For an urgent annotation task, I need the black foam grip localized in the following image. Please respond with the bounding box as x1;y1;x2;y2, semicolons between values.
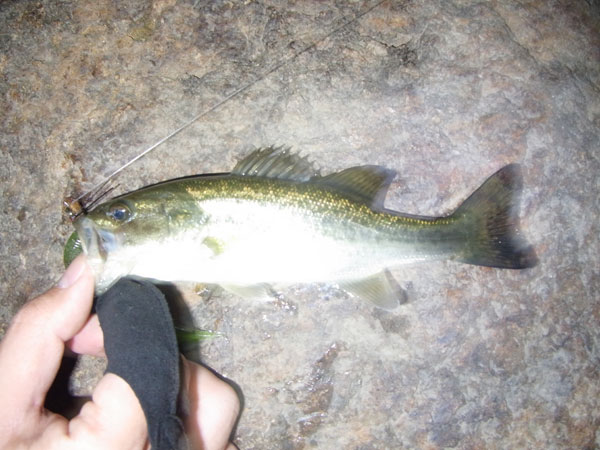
96;278;184;450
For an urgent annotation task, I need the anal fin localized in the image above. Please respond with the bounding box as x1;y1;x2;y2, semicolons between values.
339;270;406;310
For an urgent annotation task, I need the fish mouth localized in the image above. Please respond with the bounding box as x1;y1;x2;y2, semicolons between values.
74;217;118;264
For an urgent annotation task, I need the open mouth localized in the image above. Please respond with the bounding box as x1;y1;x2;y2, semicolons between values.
75;217;118;263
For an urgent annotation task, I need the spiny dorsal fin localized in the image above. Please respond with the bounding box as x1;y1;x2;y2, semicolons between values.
317;165;396;209
232;146;320;182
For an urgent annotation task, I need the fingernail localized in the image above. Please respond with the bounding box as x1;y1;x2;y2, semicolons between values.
58;255;86;288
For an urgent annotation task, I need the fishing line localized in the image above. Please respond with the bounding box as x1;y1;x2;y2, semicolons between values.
72;0;387;207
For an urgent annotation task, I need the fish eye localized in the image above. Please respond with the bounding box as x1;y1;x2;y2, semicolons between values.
107;203;132;223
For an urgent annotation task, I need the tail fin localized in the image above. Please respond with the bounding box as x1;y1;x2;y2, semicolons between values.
451;164;537;269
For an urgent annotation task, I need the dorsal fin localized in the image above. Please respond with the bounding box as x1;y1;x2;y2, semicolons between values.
316;165;396;209
232;146;320;182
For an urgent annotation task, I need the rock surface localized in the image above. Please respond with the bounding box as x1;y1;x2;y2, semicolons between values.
1;0;599;448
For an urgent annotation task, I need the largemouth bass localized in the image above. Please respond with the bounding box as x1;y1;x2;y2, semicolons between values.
65;147;537;309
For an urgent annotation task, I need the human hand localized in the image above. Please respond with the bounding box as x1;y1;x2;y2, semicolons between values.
0;255;239;449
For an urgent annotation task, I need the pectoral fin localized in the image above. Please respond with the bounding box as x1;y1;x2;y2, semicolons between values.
221;283;273;301
202;236;226;257
340;270;406;310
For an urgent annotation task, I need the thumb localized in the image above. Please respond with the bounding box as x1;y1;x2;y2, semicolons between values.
0;255;94;415
67;373;149;449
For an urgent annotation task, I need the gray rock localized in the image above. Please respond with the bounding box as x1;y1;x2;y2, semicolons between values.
1;0;598;448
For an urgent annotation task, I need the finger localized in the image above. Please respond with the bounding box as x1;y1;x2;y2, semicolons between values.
183;359;240;450
67;314;106;357
0;255;94;417
67;373;148;449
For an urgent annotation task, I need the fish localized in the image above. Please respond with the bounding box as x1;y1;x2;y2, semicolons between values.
64;146;537;309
